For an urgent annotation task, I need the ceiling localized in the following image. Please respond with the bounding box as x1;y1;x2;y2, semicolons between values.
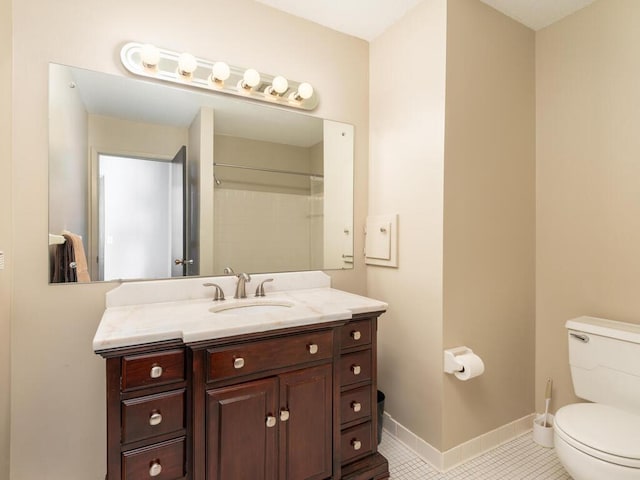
254;0;597;40
479;0;596;30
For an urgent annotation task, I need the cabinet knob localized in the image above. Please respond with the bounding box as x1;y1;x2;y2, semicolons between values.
233;357;245;369
351;439;362;451
307;343;319;355
149;461;162;477
266;415;277;428
280;409;290;422
149;412;163;426
351;364;361;375
351;330;361;341
351;401;362;412
149;365;163;379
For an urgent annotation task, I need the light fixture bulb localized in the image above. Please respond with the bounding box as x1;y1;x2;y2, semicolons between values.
241;68;261;89
272;76;288;94
140;44;160;69
289;82;314;102
211;62;231;82
177;53;197;77
297;82;314;100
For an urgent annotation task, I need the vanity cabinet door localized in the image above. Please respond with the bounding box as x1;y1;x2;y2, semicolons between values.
206;377;278;480
205;364;332;480
279;364;333;480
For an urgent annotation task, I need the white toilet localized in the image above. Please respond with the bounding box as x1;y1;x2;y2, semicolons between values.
554;316;640;480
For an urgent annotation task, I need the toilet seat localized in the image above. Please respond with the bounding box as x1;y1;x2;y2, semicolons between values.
554;403;640;468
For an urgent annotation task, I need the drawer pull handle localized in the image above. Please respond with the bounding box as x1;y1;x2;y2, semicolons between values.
266;415;277;428
351;330;361;341
351;364;361;375
149;412;163;426
351;401;362;412
351;439;362;451
149;365;163;379
149;461;162;477
280;409;290;422
234;357;245;369
308;344;319;355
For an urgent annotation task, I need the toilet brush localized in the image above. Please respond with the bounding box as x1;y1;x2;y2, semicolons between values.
543;378;553;427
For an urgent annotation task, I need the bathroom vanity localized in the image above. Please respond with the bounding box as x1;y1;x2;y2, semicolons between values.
93;272;389;480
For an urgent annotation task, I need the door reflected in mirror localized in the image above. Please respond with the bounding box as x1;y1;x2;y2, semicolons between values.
48;63;354;283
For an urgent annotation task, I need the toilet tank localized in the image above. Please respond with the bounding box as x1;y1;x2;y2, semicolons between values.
566;316;640;414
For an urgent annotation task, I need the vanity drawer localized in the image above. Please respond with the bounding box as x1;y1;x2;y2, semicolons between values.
122;437;185;480
340;319;372;350
207;330;333;382
340;385;372;425
122;349;185;391
341;422;373;464
122;389;185;444
340;349;372;387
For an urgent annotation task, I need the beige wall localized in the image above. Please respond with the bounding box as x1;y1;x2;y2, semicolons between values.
88;115;188;157
536;0;640;413
369;0;447;449
0;0;12;476
370;0;535;451
442;0;535;449
214;134;316;193
10;1;368;478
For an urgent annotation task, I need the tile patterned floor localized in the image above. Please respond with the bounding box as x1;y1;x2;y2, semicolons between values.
378;431;572;479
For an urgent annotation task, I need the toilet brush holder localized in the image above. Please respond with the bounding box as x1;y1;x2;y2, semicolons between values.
533;413;555;448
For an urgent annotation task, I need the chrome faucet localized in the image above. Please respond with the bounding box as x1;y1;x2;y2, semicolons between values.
234;273;251;299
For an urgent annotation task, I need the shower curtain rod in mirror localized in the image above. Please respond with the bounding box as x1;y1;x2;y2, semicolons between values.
213;162;324;178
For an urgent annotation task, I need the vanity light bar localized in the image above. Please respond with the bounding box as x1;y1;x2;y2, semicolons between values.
120;42;318;111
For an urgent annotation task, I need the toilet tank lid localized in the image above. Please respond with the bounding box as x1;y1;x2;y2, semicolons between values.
566;316;640;344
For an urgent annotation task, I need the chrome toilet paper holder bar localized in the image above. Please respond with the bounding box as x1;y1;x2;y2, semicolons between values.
443;346;474;373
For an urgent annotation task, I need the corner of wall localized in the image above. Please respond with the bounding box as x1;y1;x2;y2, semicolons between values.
0;0;13;475
368;0;448;450
441;0;536;449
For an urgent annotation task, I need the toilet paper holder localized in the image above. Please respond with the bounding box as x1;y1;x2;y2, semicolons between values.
443;346;475;374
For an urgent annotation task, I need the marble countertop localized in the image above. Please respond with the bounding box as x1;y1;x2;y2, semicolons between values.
93;272;387;352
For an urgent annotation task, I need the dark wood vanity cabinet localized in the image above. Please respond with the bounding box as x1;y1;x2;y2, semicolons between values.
102;343;189;480
98;313;388;480
206;364;332;480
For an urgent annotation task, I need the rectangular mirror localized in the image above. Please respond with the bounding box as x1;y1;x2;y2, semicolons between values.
48;63;354;283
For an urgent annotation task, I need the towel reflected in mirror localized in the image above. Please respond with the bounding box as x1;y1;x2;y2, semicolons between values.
51;231;90;283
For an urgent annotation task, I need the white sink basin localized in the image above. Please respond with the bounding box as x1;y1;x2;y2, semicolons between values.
209;299;295;315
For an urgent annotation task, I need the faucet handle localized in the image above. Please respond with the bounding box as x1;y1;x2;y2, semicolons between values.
203;282;225;301
255;278;274;297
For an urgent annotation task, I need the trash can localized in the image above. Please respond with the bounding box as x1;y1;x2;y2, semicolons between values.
377;390;385;445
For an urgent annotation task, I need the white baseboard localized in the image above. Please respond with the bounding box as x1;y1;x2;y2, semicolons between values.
382;411;536;472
